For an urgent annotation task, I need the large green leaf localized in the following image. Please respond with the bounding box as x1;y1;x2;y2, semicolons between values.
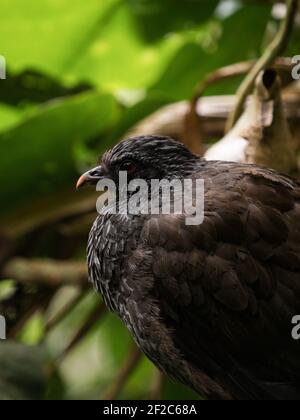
0;104;23;131
0;1;271;100
0;91;120;213
0;0;111;77
127;0;220;41
106;1;273;139
0;0;219;90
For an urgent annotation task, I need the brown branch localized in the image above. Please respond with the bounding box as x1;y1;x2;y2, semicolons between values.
57;302;107;362
148;370;166;400
125;93;300;150
58;213;96;237
103;345;142;400
45;289;88;333
226;0;298;131
0;186;97;240
2;258;88;287
184;58;293;153
191;57;293;104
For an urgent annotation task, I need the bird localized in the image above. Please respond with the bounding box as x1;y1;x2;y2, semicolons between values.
77;135;300;400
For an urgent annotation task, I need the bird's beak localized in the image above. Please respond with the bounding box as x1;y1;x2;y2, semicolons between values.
76;166;104;189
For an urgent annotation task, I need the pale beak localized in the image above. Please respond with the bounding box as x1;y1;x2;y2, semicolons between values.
76;166;104;189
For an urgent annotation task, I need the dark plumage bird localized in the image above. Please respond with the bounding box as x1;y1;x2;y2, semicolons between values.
77;135;300;400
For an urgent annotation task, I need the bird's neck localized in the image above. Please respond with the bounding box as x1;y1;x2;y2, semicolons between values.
88;213;145;312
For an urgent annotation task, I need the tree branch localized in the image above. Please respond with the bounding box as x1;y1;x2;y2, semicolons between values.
191;57;293;103
103;346;142;400
57;302;107;361
45;290;88;333
148;370;166;400
2;258;88;287
226;0;298;131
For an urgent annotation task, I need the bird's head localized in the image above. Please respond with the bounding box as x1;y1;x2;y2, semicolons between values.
77;135;200;189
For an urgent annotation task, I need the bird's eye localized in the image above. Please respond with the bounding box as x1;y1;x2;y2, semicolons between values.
119;161;137;174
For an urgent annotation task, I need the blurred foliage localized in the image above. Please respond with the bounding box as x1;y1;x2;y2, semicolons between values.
0;91;120;211
0;341;48;400
0;0;299;400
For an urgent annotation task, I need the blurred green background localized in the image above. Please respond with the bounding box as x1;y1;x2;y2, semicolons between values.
0;0;299;400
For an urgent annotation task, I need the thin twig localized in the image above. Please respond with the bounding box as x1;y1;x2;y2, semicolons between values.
103;346;142;400
57;302;107;362
185;58;293;152
191;57;292;103
45;289;88;333
226;0;298;131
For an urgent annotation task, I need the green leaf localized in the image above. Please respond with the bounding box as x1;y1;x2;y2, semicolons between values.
0;280;16;301
0;0;112;77
0;0;219;90
152;4;272;100
0;104;23;131
127;0;220;41
0;91;120;213
19;313;45;345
